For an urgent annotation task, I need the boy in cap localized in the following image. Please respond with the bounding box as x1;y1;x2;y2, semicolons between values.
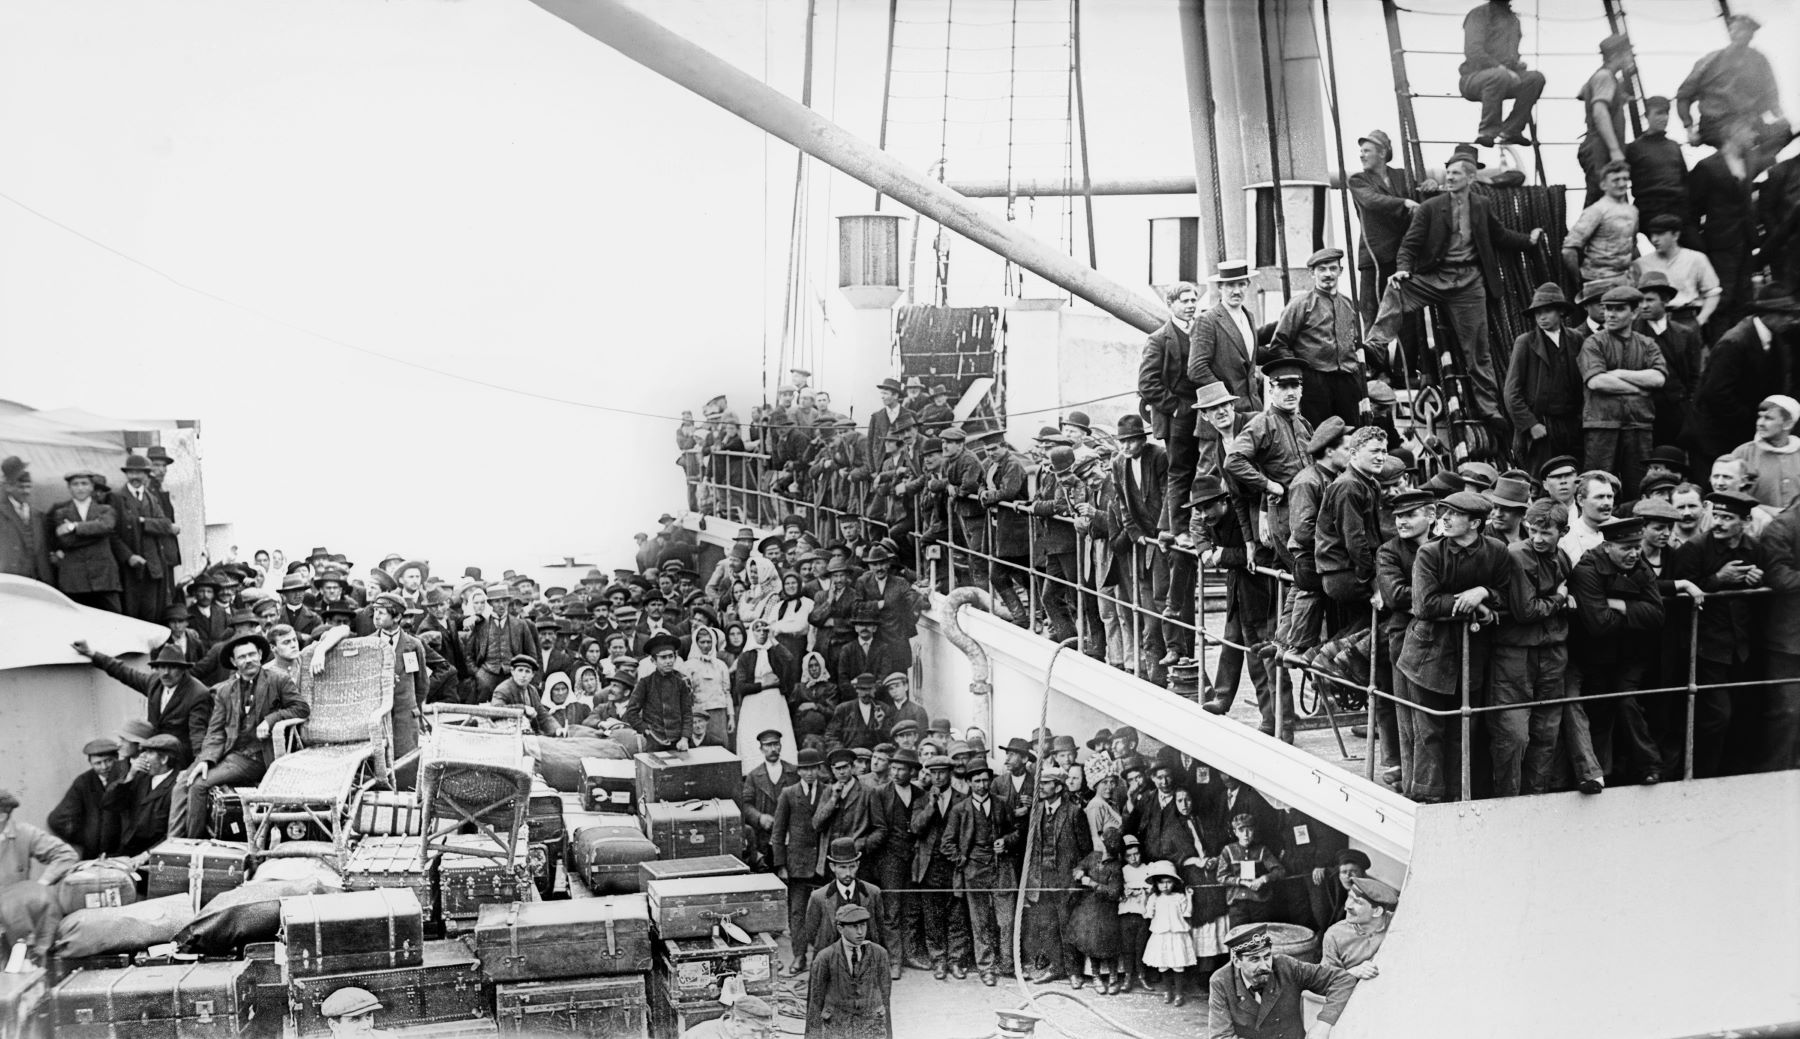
47;737;124;859
1579;285;1668;493
622;633;695;752
1395;492;1515;801
804;902;892;1039
319;987;382;1038
1491;499;1575;796
1567;516;1665;791
1268;248;1367;429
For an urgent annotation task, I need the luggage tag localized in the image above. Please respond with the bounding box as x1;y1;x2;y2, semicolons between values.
403;652;420;674
1293;825;1310;846
1239;860;1257;881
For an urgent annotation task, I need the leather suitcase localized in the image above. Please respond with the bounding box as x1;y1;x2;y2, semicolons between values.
580;758;637;813
340;838;434;924
648;970;725;1039
278;889;425;978
56;861;139;915
633;749;740;803
286;939;490;1038
645;874;785;940
0;967;47;1039
655;932;778;1004
434;832;526;923
349;791;423;837
636;855;748;891
640;800;745;861
208;788;247;844
51;961;255;1039
143;841;251;908
472;897;652;982
569;824;659;896
495;975;647;1037
526;783;565;845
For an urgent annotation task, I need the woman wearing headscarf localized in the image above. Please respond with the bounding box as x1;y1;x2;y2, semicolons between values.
732;618;798;772
737;535;784;622
794;651;836;746
538;672;584;737
763;571;815;661
721;622;748;669
682;626;735;746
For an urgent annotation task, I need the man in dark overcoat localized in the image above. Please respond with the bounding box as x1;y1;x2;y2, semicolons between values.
49;469;124;612
804;903;893;1039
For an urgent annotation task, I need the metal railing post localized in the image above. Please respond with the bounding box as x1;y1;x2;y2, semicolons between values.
1273;565;1286;744
1685;601;1699;781
1129;541;1143;677
1366;598;1379;782
1195;548;1208;692
1459;623;1472;803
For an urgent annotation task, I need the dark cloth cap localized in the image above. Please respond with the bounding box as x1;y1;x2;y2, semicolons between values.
1599;516;1645;541
1306;416;1348;456
1632;498;1681;522
1601;285;1643;306
1388;489;1438;514
1645;213;1683;234
507;654;539;671
1537;455;1579;481
1705;490;1758;517
1306;247;1345;267
1441;490;1493;517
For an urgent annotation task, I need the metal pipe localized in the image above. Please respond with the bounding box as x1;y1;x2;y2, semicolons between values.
1255;0;1292;300
1179;0;1229;265
527;0;1170;334
1070;0;1098;272
874;0;898;211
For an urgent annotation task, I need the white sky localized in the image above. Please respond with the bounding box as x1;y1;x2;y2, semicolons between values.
0;0;1789;577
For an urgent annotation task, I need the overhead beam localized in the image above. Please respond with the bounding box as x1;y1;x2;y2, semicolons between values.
525;0;1169;335
945;176;1198;198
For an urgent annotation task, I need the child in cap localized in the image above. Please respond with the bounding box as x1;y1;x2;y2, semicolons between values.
1141;861;1198;1005
1117;836;1154;993
1216;811;1287;928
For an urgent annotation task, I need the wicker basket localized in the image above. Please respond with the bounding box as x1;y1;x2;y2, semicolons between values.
298;637;393;745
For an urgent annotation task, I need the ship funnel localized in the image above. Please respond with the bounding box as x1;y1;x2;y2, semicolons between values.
938;587;994;697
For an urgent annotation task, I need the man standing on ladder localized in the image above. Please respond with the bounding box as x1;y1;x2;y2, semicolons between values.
1363;145;1546;436
1458;0;1547;149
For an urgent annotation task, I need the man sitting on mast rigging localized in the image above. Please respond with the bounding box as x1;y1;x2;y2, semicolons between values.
1457;0;1546;149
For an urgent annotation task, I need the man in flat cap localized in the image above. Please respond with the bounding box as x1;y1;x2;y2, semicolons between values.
49;468;124;612
47;737;125;859
1580;285;1668;493
1578;33;1638;204
1396;492;1515;802
1669;489;1767;776
1207;923;1355;1038
0;456;52;584
320;987;384;1038
805;901;892;1039
1321;876;1400;979
1677;14;1781;150
1364;145;1544;425
1268;248;1366;429
103;734;182;857
1567;516;1665;792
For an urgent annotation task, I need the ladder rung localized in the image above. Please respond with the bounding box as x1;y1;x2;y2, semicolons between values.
1409;138;1578;147
1408;92;1583;101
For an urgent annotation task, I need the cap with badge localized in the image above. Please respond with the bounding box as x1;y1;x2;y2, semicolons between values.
1705;490;1758;518
1598;516;1645;542
1224;923;1274;956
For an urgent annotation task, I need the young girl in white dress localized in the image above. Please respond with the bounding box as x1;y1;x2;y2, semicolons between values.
1140;861;1198;1006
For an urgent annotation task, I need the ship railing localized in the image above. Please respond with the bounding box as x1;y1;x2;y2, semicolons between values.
700;455;1791;800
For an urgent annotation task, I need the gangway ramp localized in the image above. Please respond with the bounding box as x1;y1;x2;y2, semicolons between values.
1332;770;1800;1039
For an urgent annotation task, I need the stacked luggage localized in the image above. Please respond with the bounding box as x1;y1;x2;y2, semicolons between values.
17;745;790;1039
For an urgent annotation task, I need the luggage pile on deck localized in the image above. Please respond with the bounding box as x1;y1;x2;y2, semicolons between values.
6;745;789;1039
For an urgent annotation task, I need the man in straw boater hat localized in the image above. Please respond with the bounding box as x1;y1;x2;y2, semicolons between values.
180;625;308;838
1503;282;1588;475
1362;142;1547;430
1207;923;1356;1038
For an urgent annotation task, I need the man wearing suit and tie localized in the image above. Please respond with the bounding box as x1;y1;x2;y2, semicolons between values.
368;593;429;790
774;748;831;974
824;673;892;752
1189;260;1265;419
49;469;125;612
0;457;53;584
72;641;210;770
1140;282;1202;537
742;729;799;873
800;838;891;960
102;734;182;856
181;630;309;838
114;454;178;622
805;902;893;1039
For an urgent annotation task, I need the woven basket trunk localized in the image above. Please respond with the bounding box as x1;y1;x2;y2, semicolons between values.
298;636;394;744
